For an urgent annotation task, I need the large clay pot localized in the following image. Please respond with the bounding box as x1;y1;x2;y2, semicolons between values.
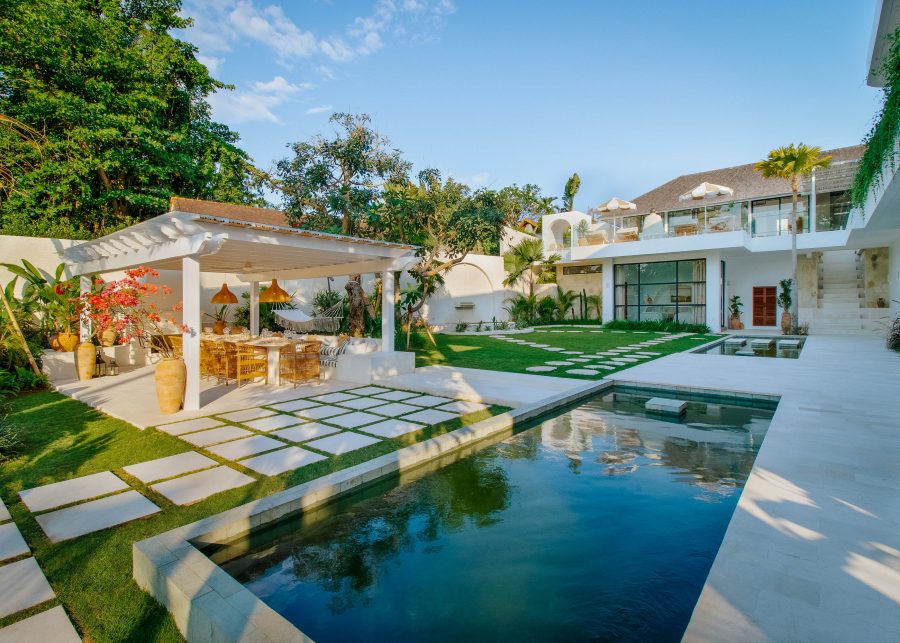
213;320;226;335
57;332;79;352
229;326;244;335
728;315;744;330
75;342;96;380
49;333;61;351
100;328;117;347
781;311;793;334
155;358;186;414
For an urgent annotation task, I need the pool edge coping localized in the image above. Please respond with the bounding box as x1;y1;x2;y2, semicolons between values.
133;379;609;643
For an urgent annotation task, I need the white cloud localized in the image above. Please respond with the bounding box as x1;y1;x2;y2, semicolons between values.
305;105;333;115
209;75;311;124
228;1;319;64
453;171;491;187
252;75;307;95
196;54;225;74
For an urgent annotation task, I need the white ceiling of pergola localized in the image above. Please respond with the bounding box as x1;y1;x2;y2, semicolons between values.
63;212;419;281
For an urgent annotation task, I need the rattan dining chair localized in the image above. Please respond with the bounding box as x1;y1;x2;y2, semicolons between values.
236;343;267;387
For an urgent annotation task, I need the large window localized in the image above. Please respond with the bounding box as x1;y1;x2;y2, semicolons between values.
614;259;706;324
751;196;809;236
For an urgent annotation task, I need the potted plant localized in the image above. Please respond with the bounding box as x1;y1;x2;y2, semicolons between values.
728;295;744;330
777;278;793;334
204;305;228;335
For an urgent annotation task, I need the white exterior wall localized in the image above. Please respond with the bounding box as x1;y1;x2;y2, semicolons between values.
420;253;513;327
725;253;794;330
890;235;900;315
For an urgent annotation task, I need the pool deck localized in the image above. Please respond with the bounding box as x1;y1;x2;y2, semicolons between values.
610;335;900;642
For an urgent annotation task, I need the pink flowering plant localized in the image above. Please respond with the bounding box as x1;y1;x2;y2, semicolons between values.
72;266;188;359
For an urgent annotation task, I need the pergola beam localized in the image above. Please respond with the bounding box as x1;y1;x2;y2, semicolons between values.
237;256;419;282
65;233;225;277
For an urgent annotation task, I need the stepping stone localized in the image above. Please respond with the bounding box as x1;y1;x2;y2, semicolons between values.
568;358;592;363
724;338;746;346
123;452;218;484
151;467;255;506
0;498;9;523
295;405;350;421
156;417;223;436
595;364;617;370
526;366;556;372
0;523;29;562
266;398;320;413
373;390;419;401
561;351;584;355
359;419;426;439
216;408;276;423
403;409;458;425
207;435;284;460
437;400;489;415
271;423;341;442
19;471;128;513
546;360;574;366
633;351;661;356
239;447;326;476
0;606;81;643
35;491;160;543
369;402;420;417
337;397;386;410
347;386;391;396
0;558;55;618
305;432;380;455
645;397;686;416
611;330;626;333
566;369;599;376
735;350;756;356
310;392;357;404
243;414;303;432
778;339;801;348
322;411;382;429
543;347;564;352
615;357;639;363
404;394;454;408
531;344;550;348
751;339;775;348
180;426;253;447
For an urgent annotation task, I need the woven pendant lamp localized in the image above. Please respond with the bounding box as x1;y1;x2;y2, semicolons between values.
210;283;239;304
259;279;291;303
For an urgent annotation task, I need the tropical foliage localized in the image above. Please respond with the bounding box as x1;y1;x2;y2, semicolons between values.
562;172;581;211
502;238;561;297
0;0;268;238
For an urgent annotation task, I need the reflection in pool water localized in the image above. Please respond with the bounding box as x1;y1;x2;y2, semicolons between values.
213;389;773;642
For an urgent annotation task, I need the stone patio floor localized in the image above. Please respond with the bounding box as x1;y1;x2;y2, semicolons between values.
608;334;900;643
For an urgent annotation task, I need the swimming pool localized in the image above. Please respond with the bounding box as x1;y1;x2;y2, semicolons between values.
208;387;774;642
698;335;805;358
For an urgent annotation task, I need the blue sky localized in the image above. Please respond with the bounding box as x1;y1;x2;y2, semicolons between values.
180;0;883;210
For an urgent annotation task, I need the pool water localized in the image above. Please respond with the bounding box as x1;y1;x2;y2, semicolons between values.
212;388;773;642
698;336;804;358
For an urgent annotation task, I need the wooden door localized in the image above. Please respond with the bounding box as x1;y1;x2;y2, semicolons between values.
752;286;776;326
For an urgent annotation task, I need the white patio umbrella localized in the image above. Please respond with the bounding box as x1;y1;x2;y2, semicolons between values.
678;182;734;201
595;197;637;212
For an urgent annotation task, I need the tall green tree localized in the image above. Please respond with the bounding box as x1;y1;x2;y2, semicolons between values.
495;183;556;226
0;0;268;238
276;113;410;236
563;172;581;211
755;144;831;327
502;237;560;297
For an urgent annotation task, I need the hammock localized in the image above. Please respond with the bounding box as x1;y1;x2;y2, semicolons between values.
274;301;344;333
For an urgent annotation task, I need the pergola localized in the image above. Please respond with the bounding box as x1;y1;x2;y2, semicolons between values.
62;199;419;411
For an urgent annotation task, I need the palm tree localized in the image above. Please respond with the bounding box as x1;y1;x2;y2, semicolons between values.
754;144;831;327
502;237;561;297
563;172;581;211
555;287;578;320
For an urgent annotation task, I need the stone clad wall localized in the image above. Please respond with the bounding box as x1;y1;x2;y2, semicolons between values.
860;247;890;308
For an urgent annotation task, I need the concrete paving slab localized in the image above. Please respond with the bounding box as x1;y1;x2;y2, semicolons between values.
265;398;320;413
179;426;252;447
206;435;285;460
0;558;54;618
372;390;419;401
645;397;687;415
238;447;326;476
526;366;556;372
403;409;458;425
347;386;392;396
323;411;382;429
0;498;9;523
368;402;420;417
19;471;128;513
0;606;81;643
294;405;350;421
310;392;357;404
123;452;218;484
0;523;29;562
304;432;380;455
405;394;455;407
35;491;160;543
357;419;425;439
151;467;254;506
437;400;490;415
241;414;303;432
336;396;387;410
546;360;574;366
566;369;599;376
156;416;224;436
216;408;276;423
270;423;341;443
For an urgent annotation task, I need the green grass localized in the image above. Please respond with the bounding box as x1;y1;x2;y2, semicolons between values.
414;328;723;378
0;391;507;641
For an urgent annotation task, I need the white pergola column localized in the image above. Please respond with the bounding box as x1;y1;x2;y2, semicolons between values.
249;281;259;336
601;260;615;323
79;275;91;342
182;257;201;411
381;270;395;352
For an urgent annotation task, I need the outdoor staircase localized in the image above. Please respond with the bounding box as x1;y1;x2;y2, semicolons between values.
809;250;883;335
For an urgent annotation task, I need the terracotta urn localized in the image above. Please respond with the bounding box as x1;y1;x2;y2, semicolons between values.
213;320;226;335
74;342;96;380
781;311;793;334
230;326;244;335
57;332;79;352
100;328;117;347
49;333;61;351
155;358;186;414
728;315;744;330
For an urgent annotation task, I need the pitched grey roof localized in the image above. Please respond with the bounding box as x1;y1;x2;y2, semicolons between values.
604;145;864;218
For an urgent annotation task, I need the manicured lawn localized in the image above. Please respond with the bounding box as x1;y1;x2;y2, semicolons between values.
414;326;722;378
0;390;506;642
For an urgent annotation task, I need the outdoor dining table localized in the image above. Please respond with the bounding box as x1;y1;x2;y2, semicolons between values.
201;334;318;385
